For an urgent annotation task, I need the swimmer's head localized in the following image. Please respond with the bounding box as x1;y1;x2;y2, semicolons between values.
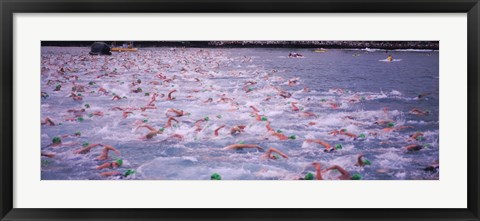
387;122;395;128
52;137;62;145
82;142;89;147
341;129;347;132
335;144;343;150
74;131;81;136
351;173;362;180
115;159;123;167
211;173;222;180
124;169;135;177
261;116;268;121
304;173;314;180
288;135;296;140
204;117;210;121
84;104;90;108
358;134;366;139
145;93;150;96
363;159;371;165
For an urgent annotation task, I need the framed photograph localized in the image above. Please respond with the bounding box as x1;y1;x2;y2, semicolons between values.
1;0;479;220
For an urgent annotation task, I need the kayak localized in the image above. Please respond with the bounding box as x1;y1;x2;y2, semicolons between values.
314;49;327;53
111;47;138;52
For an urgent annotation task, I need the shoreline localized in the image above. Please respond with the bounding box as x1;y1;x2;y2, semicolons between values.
41;41;439;50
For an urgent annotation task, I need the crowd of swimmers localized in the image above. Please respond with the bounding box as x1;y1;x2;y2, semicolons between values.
40;45;438;180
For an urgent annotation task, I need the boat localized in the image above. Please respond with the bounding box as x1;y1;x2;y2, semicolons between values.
314;49;327;53
111;47;138;52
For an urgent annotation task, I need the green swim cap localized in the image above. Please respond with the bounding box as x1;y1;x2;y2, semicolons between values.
88;113;93;118
137;79;142;83
116;159;123;167
137;87;142;92
77;93;82;97
55;85;61;90
124;169;135;177
288;135;296;140
143;119;148;123
416;136;424;141
159;127;165;132
216;115;222;119
363;159;372;165
82;142;89;147
122;96;127;99
88;81;95;85
84;104;90;108
239;141;245;144
361;96;366;101
335;144;343;150
358;134;366;139
341;128;347;132
52;137;61;144
351;173;362;180
211;173;222;180
90;91;95;93
276;129;283;133
320;99;326;102
74;131;81;136
204;117;210;121
144;92;150;96
77;117;84;122
387;122;395;128
261;116;268;121
304;172;314;180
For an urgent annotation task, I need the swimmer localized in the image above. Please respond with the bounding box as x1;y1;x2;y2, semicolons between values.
164;117;179;128
91;111;104;117
140;106;157;111
265;121;274;132
41;152;55;158
291;102;300;111
262;147;289;160
311;162;324;180
382;125;414;132
100;171;123;177
405;144;423;151
325;165;351;180
305;139;333;152
194;119;205;132
96;145;121;160
329;129;357;139
417;93;431;99
222;144;263;151
410;108;429;116
167;89;177;100
96;159;123;170
387;55;393;62
69;92;83;101
270;131;289;141
111;95;122;101
136;123;164;139
408;132;424;141
166;108;188;117
75;143;102;154
355;154;371;167
249;105;260;113
299;111;317;117
231;125;246;135
424;161;439;172
123;111;133;118
214;125;226;136
41;117;55;126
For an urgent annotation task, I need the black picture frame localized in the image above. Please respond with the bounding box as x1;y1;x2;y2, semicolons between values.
1;0;479;220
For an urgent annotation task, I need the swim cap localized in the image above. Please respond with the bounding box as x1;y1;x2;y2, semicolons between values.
88;114;93;118
320;99;326;102
55;85;61;90
387;122;395;127
358;134;366;139
82;142;89;147
351;173;362;180
216;115;222;119
84;104;90;108
211;173;222;180
88;81;95;85
239;141;245;144
74;131;81;136
116;159;123;167
341;129;347;132
122;96;127;99
204;117;210;121
288;135;296;140
363;159;371;165
137;79;142;83
143;119;148;123
159;127;165;132
277;130;283;133
416;136;424;141
52;137;61;144
261;116;268;121
144;93;150;96
137;87;142;92
90;91;95;93
124;169;135;177
304;173;314;180
77;93;82;97
361;96;366;101
77;117;84;122
335;144;343;150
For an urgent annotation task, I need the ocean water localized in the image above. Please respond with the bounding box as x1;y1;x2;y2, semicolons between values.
41;47;439;180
